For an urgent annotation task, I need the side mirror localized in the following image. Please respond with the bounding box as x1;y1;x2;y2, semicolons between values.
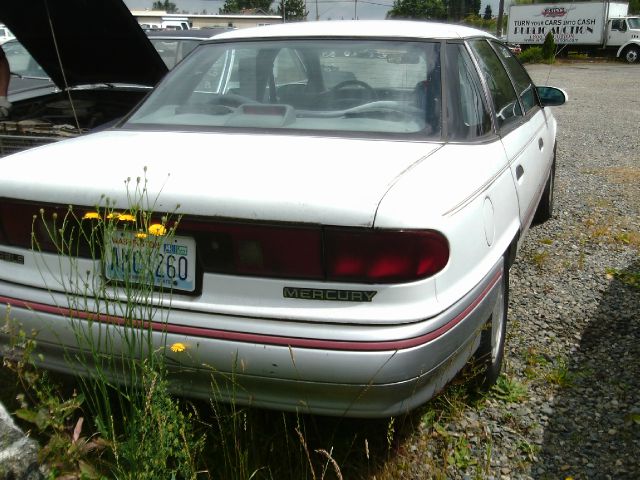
537;86;568;107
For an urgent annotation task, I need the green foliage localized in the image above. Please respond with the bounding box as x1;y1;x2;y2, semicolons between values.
277;0;308;20
152;0;178;13
542;31;556;59
545;357;575;387
491;375;527;403
518;46;544;64
447;437;476;470
463;13;496;33
448;0;481;20
220;0;274;14
114;365;203;480
606;267;640;289
3;325;107;477
483;4;492;20
387;0;447;20
629;0;640;14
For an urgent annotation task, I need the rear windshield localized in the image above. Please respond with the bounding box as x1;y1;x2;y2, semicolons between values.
125;39;442;137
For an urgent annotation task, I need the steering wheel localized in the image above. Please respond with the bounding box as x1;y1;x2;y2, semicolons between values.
330;79;376;99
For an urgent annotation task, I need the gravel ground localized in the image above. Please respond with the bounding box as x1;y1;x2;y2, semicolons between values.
392;63;639;480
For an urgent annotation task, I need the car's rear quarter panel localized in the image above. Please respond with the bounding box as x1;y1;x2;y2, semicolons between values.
375;141;519;311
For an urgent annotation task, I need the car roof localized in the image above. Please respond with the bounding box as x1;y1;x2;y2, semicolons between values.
213;20;495;41
0;0;167;89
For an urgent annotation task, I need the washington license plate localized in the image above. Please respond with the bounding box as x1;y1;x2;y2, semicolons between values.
105;230;196;292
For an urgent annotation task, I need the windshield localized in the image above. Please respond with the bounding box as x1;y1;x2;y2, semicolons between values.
4;40;48;78
628;17;640;29
148;38;202;69
126;39;441;137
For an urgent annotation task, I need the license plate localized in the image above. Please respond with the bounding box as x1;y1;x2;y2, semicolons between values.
104;230;196;292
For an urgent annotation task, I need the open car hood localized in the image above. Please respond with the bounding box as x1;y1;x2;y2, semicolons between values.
0;0;168;88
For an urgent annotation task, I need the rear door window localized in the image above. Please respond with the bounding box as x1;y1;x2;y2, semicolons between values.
444;43;493;140
468;39;523;131
490;41;538;114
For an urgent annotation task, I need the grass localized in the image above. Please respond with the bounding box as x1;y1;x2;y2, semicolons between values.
606;267;640;290
490;375;527;403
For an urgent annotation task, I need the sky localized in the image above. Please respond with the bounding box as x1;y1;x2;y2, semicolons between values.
123;0;504;22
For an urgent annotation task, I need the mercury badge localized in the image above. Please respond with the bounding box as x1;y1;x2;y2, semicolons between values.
283;287;377;302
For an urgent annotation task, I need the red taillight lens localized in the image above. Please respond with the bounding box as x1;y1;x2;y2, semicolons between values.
0;200;449;284
0;201;41;249
179;219;324;280
324;228;449;283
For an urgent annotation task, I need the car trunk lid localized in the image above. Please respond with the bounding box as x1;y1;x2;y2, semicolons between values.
0;130;442;227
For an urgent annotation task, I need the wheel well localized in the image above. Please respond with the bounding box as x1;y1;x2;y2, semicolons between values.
505;234;519;271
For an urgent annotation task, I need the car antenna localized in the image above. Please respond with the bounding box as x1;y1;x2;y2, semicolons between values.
44;0;81;132
545;43;567;85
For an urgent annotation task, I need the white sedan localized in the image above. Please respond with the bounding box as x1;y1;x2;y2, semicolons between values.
0;20;566;418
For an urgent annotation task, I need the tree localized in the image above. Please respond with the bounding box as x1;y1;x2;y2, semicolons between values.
630;0;640;14
387;0;447;20
542;31;556;60
470;0;481;16
483;4;492;20
220;0;274;14
277;0;308;21
152;0;178;13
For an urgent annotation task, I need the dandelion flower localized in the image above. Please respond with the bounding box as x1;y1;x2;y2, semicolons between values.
170;342;186;353
148;223;167;236
82;211;100;220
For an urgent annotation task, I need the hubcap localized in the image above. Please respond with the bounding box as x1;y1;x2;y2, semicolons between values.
626;49;639;63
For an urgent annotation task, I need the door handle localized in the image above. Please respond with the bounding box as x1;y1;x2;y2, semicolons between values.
516;165;524;180
538;138;544;150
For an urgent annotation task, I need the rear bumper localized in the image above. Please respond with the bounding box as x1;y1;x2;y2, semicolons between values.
1;260;503;418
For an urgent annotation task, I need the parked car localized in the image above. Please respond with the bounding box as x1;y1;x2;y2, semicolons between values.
507;43;522;55
4;38;55;96
0;24;14;44
0;20;566;418
146;28;233;69
0;0;167;156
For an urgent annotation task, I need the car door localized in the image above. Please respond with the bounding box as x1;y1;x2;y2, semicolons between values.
607;19;628;47
468;39;553;230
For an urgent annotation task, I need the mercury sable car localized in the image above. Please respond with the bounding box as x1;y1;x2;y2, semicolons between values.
0;21;566;418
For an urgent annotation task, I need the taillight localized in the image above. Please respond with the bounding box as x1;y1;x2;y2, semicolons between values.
0;201;43;249
179;219;324;280
324;228;449;283
0;199;449;284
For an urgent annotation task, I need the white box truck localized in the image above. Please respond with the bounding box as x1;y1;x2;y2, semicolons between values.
506;2;640;63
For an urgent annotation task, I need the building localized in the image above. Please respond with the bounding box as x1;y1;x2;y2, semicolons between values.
130;10;283;30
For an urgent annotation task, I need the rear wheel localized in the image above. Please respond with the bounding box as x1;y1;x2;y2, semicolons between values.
623;45;640;64
471;259;508;390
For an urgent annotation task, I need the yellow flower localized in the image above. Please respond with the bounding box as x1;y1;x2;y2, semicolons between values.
170;342;186;353
118;214;136;222
82;211;100;220
148;223;167;236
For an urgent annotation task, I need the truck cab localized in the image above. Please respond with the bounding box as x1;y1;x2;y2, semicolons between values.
608;16;640;62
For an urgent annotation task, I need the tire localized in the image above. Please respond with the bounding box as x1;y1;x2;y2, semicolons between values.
532;159;556;226
622;45;640;64
471;259;508;390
